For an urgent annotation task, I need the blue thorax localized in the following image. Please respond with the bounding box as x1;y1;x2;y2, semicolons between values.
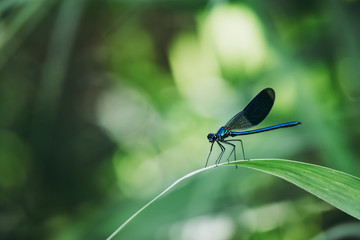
216;127;230;140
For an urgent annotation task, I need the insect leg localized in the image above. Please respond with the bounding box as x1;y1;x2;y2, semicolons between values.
205;142;214;167
222;141;236;162
215;141;226;165
225;139;246;160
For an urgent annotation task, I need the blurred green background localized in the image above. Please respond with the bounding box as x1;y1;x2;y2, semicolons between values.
1;0;360;239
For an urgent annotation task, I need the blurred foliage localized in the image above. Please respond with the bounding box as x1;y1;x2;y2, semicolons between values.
1;0;360;239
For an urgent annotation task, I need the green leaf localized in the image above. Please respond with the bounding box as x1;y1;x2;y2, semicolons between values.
107;159;360;239
226;159;360;219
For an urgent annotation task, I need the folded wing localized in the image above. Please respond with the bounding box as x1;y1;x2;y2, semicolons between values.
225;88;275;130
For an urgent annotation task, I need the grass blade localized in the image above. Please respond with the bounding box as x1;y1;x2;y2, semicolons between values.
107;159;360;239
227;159;360;219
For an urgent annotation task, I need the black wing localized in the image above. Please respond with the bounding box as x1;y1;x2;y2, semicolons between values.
225;88;275;130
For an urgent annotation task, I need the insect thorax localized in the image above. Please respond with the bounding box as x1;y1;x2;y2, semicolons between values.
216;126;230;140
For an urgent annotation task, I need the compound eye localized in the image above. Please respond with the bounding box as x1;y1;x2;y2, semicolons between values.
207;134;215;142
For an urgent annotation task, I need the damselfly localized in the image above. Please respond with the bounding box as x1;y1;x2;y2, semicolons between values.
206;88;301;166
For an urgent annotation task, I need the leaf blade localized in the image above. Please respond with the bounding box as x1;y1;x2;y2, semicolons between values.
227;159;360;219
